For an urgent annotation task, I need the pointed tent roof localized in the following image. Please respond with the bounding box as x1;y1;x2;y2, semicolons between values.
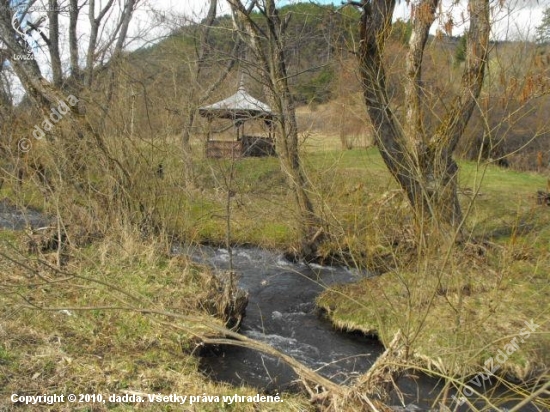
199;86;274;120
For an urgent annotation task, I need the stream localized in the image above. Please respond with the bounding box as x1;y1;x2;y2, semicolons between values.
0;199;50;230
186;246;384;388
185;245;543;412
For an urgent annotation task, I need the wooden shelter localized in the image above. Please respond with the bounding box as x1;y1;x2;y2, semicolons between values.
199;86;276;158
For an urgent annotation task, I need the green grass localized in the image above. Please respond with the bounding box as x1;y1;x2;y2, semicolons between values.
459;161;549;239
7;143;548;258
317;251;549;379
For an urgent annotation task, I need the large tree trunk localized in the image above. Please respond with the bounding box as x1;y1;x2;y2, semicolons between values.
355;0;490;237
263;0;319;253
228;0;322;256
68;0;80;81
48;0;62;87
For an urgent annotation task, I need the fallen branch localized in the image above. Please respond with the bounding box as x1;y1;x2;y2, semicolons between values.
20;304;344;397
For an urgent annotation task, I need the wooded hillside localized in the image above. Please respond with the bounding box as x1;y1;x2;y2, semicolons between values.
53;3;549;171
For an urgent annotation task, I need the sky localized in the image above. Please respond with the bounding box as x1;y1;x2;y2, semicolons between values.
7;0;549;96
16;0;548;60
152;0;548;40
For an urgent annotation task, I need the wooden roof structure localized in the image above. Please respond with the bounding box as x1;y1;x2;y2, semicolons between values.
198;85;276;158
198;86;274;121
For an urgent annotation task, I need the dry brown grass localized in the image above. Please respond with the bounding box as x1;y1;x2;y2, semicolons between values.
296;99;374;152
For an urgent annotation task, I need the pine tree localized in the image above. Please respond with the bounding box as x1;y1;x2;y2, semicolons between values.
535;7;550;44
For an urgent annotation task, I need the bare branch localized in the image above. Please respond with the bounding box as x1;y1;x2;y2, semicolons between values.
48;0;62;87
404;0;440;146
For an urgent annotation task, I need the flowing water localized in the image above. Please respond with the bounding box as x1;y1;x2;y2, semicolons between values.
0;199;50;230
186;245;543;412
184;246;443;409
187;246;383;388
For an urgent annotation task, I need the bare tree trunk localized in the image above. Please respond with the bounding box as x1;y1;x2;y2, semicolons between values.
227;0;321;256
356;0;425;220
181;109;197;186
354;0;490;237
84;0;116;87
68;0;80;80
267;21;318;252
48;0;62;87
113;0;136;57
431;0;490;228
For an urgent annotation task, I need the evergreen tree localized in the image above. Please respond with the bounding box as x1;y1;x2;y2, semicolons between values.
454;35;467;66
535;7;550;44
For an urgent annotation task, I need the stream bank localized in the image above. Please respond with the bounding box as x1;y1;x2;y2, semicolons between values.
185;245;448;410
186;245;545;411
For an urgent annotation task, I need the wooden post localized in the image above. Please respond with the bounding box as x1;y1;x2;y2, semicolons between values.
207;116;212;141
206;116;212;158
